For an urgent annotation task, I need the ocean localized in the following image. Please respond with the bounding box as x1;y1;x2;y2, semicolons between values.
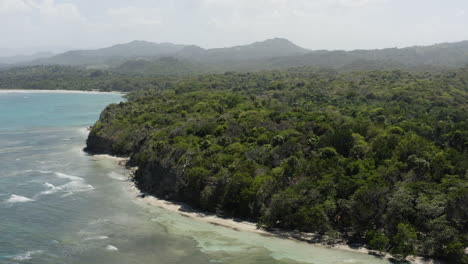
0;91;391;264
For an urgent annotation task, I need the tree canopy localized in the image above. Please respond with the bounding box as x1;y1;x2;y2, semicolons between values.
86;68;468;263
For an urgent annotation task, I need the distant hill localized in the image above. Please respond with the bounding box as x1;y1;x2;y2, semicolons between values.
110;38;311;74
113;57;212;76
265;41;468;69
32;41;189;66
118;39;468;74
9;38;468;74
177;38;310;63
31;38;309;67
0;52;54;65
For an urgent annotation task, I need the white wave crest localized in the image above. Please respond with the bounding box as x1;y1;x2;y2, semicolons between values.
54;172;84;181
54;172;94;193
106;245;119;251
35;182;60;197
34;173;94;198
59;180;94;193
84;235;109;241
12;250;44;260
6;195;34;203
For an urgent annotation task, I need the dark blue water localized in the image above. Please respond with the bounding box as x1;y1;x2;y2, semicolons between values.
0;91;391;264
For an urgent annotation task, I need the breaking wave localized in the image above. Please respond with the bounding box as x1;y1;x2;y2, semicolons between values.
12;250;44;261
6;194;34;203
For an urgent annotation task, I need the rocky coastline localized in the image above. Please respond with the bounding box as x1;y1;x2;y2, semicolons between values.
84;127;444;264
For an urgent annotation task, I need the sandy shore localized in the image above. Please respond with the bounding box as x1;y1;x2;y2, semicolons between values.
140;192;270;235
0;89;124;94
134;187;441;264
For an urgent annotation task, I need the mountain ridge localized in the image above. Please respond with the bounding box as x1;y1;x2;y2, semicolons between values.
3;38;468;74
27;38;309;66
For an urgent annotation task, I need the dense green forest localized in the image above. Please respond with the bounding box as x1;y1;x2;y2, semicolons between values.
85;69;468;262
0;63;456;93
0;65;184;91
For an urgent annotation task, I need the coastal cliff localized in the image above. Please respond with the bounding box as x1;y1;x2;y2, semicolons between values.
85;104;182;201
85;70;468;263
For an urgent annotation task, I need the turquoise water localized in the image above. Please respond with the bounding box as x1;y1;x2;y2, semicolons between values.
0;91;392;264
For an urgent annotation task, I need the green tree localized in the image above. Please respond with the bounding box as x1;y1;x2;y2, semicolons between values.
391;223;418;259
367;230;390;253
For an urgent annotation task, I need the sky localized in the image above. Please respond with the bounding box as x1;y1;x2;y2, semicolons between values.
1;0;467;56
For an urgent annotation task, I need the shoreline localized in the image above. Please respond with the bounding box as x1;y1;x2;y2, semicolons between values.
87;129;444;264
0;89;124;95
135;187;441;264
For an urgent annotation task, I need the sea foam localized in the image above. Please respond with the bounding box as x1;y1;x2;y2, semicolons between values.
106;245;119;251
36;182;60;197
6;194;34;203
84;235;109;241
54;172;94;193
12;250;44;261
35;173;94;198
54;172;84;181
59;180;94;193
108;172;127;181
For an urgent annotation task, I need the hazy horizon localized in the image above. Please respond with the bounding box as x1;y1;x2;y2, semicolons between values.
3;37;468;58
1;0;468;56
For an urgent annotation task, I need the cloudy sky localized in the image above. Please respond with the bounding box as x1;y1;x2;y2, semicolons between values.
1;0;467;55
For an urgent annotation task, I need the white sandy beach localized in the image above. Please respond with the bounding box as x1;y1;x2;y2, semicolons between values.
128;182;440;264
0;89;124;94
140;192;270;235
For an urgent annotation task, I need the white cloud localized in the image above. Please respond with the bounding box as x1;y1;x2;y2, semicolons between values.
0;0;85;21
35;0;86;23
105;6;162;27
456;9;465;17
0;0;89;51
0;1;165;50
1;0;467;54
0;0;32;14
338;0;389;7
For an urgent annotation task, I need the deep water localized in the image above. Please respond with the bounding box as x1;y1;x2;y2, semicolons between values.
0;91;392;264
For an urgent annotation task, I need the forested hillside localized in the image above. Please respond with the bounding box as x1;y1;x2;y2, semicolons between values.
0;65;181;92
3;39;468;75
113;57;211;76
85;69;468;263
30;41;189;66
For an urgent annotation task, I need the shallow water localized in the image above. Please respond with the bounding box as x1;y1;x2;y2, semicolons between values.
0;92;392;264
